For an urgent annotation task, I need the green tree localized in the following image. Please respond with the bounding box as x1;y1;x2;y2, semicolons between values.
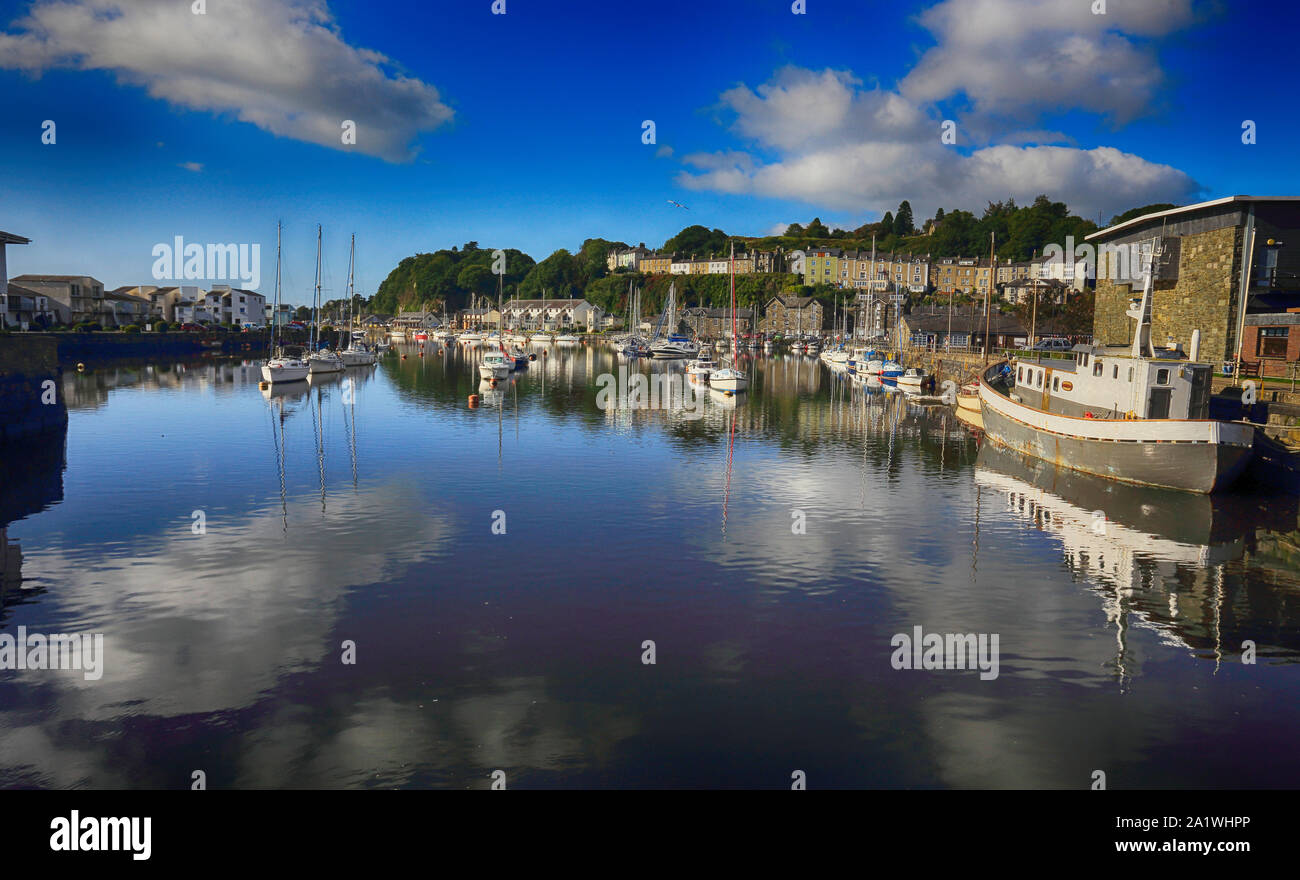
894;201;914;236
663;225;729;257
1108;203;1178;227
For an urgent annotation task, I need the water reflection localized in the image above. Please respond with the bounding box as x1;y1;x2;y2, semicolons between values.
4;351;1300;789
0;426;66;619
976;444;1300;679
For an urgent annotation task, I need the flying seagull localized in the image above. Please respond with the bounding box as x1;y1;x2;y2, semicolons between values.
667;199;689;210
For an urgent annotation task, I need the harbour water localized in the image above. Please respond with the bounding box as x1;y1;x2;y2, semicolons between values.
3;344;1300;788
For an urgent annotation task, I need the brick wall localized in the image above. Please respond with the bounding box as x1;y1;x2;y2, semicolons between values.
1242;322;1300;377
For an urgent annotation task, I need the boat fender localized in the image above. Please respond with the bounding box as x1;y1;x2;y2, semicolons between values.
1084;411;1094;419
490;378;498;388
468;394;480;408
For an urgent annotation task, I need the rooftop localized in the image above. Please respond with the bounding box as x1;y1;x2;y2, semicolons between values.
1087;195;1300;242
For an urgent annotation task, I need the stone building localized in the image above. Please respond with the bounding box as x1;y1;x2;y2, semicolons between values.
1088;196;1300;364
761;295;823;334
680;306;756;337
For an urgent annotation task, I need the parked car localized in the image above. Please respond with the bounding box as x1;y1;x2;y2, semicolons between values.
240;323;263;332
178;322;203;332
1032;337;1072;352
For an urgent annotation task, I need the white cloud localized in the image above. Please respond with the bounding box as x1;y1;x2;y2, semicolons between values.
677;60;1199;222
0;0;452;162
901;0;1197;125
178;161;204;172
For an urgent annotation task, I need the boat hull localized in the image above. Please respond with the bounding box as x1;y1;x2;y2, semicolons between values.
308;355;345;374
261;363;309;383
979;380;1253;493
711;371;748;392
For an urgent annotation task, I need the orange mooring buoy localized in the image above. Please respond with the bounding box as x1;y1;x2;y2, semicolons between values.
418;350;424;357
468;394;480;408
401;354;407;360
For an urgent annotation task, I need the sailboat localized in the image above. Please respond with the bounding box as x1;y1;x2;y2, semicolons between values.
261;222;310;384
710;242;749;393
306;226;344;375
531;292;554;344
649;282;698;358
491;264;528;370
340;234;376;366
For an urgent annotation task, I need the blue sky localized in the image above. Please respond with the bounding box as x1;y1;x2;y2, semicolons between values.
2;0;1297;304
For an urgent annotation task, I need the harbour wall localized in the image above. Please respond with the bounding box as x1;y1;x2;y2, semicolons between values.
0;336;67;443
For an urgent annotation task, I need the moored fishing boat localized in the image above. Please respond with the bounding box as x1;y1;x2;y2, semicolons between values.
977;244;1254;493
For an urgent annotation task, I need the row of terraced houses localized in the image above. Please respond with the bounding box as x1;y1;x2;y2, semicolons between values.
606;242;1089;305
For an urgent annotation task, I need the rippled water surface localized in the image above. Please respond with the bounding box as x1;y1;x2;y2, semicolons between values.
3;343;1300;789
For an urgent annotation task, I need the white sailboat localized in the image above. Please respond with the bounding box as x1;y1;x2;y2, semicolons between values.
531;293;554;344
710;242;749;393
261;222;309;384
306;226;344;375
340;234;377;366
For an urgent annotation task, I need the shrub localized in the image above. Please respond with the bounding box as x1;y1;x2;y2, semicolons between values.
123;324;142;333
154;321;171;332
73;322;98;332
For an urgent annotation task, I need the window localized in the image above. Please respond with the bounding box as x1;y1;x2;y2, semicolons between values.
1017;366;1023;383
1128;367;1133;382
1036;370;1043;389
1156;368;1170;385
1112;365;1118;379
1093;361;1103;377
1052;376;1059;391
1080;353;1089;367
1259;326;1289;359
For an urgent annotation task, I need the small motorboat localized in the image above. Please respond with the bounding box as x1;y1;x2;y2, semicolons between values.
478;351;511;380
897;368;928;391
686;348;717;384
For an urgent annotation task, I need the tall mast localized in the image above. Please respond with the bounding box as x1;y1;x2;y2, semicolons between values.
983;230;994;363
311;224;322;350
346;232;355;340
730;240;737;350
273;221;282;352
